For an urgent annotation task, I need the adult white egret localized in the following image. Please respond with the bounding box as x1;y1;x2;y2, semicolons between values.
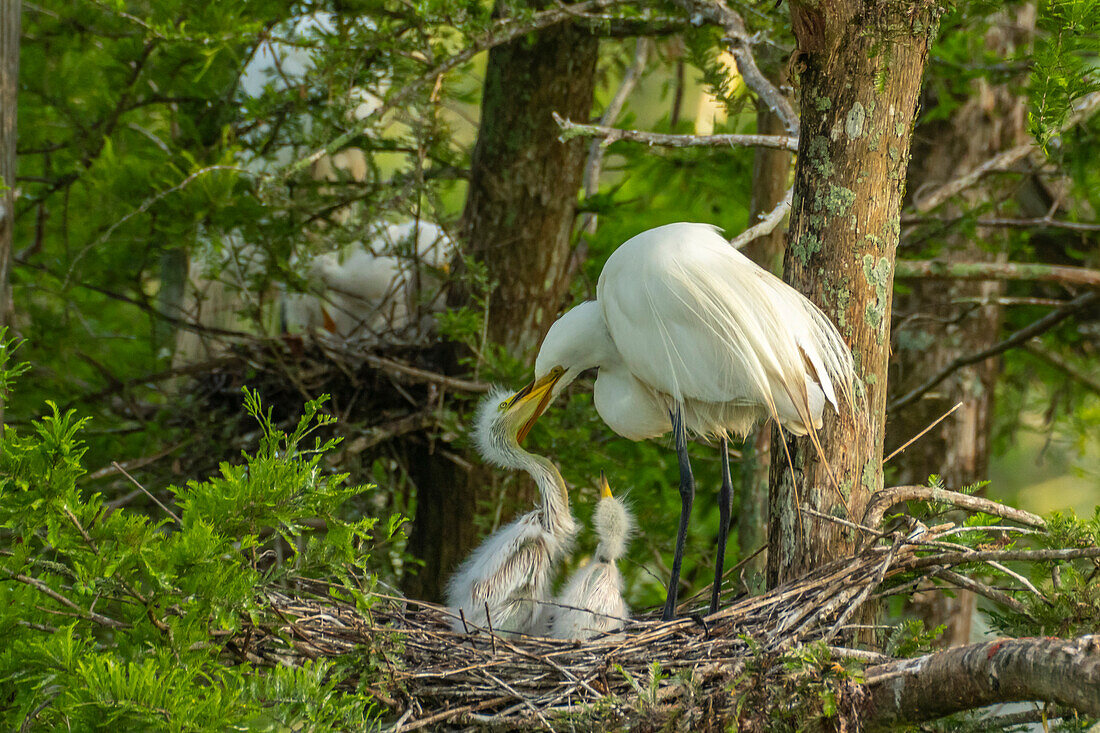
444;383;576;636
521;222;857;620
549;473;633;640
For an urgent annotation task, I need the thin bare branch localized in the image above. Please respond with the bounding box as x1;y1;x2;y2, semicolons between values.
554;113;797;151
667;0;799;136
1024;340;1100;396
888;291;1100;413
582;38;648;207
903;214;1100;233
883;402;962;464
913;90;1100;212
730;186;793;250
864;485;1045;530
112;461;182;524
895;259;1100;289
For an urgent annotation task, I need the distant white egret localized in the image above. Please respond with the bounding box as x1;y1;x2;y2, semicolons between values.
521;222;857;620
445;382;576;636
281;220;454;338
549;473;633;640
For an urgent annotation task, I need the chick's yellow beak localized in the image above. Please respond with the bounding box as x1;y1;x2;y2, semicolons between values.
511;368;565;444
599;471;613;499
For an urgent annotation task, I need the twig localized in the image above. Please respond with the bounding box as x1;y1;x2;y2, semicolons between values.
888;291;1100;412
730;186;793;250
883;402;963;464
554;114;797;151
1024;340;1100;396
903;546;1100;572
864;485;1045;530
580;38;648;235
894;259;1100;289
902;214;1100;233
362;353;490;393
913;90;1100;211
2;570;128;629
111;461;182;524
668;0;798;136
931;568;1031;615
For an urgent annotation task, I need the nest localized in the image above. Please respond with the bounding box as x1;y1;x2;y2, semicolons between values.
231;513;1086;732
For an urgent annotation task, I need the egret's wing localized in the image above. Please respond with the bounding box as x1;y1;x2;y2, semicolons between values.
445;513;549;608
598;223;854;430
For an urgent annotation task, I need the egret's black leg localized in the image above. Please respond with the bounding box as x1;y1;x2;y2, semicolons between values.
710;436;733;615
663;407;695;621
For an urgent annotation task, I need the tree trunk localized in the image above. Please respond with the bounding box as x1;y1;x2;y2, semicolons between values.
888;10;1033;647
0;0;18;429
404;8;598;602
461;12;598;355
767;2;937;588
0;0;18;332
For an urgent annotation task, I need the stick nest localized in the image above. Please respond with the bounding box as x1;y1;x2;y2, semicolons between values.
235;518;1076;732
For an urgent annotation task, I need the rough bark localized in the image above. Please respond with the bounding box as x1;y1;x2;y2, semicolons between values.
866;635;1100;725
461;11;598;355
0;0;18;333
888;13;1033;646
767;2;937;588
406;6;598;602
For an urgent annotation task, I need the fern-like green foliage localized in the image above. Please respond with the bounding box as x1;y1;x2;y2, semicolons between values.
0;360;396;729
1029;0;1100;147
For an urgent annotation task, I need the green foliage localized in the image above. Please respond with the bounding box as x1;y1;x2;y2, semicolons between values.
0;379;395;730
1029;0;1100;147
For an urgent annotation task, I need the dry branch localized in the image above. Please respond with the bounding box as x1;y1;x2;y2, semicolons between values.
554;114;797;151
895;259;1100;289
913;90;1100;212
864;485;1045;530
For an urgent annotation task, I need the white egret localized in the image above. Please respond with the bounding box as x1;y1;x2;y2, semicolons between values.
520;222;857;620
445;383;576;636
549;473;633;640
281;220;455;338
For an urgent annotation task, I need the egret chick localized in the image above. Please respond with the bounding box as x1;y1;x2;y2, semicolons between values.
445;383;576;636
550;473;633;641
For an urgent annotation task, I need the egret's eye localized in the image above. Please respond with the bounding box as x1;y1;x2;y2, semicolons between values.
551;366;565;376
499;401;509;410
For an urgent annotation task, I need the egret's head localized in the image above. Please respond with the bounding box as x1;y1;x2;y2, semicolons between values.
473;376;564;466
593;472;633;561
534;300;614;398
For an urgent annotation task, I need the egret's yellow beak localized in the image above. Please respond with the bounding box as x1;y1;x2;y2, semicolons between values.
509;369;565;444
599;471;613;499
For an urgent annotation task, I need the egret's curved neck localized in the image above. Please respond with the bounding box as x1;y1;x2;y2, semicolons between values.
536;300;622;393
488;435;573;539
595;535;624;563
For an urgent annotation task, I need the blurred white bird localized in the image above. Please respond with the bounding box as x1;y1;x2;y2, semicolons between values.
519;222;858;620
281;220;454;339
549;473;633;641
445;382;576;636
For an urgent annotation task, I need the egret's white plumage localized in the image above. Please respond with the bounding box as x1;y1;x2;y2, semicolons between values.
282;220;455;338
550;475;633;640
525;222;858;619
445;384;576;636
535;222;854;440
